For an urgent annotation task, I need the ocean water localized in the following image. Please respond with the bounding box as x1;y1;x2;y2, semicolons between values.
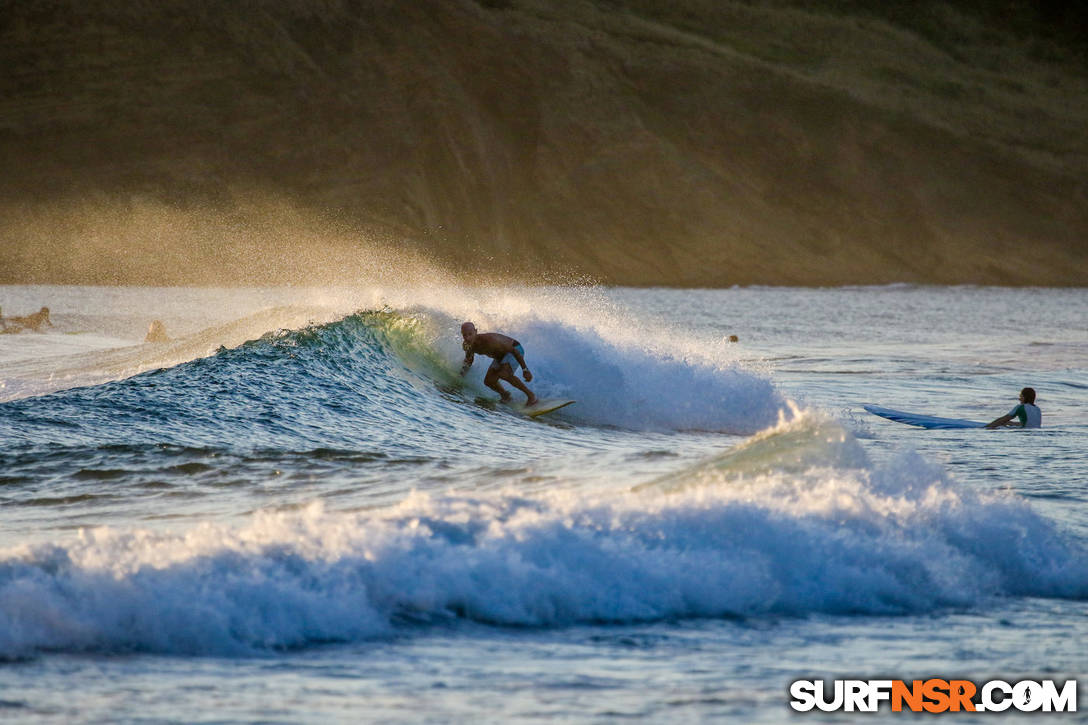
0;283;1085;723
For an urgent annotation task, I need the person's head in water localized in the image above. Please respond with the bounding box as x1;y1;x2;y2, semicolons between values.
461;321;477;350
26;307;51;329
145;319;170;343
1020;387;1036;405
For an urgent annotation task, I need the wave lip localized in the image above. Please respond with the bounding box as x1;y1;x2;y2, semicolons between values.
2;419;1085;657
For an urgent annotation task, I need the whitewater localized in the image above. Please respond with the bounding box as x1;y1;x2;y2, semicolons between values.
0;284;1085;723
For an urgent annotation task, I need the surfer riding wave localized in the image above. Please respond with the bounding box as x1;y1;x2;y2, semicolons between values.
459;321;538;406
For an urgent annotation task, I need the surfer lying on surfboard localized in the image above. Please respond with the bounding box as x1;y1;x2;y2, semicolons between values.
985;387;1041;429
459;322;538;406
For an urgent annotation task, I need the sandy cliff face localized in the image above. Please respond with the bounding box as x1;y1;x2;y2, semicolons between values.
0;0;1085;286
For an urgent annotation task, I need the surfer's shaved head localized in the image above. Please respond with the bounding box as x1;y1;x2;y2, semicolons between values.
460;321;477;351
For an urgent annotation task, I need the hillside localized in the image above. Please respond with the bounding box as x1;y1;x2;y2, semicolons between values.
1;0;1085;286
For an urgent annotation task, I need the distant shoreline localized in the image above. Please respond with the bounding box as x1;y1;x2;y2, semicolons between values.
2;281;1086;291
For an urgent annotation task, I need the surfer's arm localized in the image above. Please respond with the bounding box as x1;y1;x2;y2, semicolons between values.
460;351;474;376
987;403;1026;429
511;345;531;381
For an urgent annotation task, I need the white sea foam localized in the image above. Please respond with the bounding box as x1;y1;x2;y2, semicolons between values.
412;300;786;434
2;417;1084;657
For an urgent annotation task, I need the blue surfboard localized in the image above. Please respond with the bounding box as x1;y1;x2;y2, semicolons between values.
863;404;986;430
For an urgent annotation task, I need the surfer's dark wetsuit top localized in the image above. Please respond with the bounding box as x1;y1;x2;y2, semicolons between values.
1007;402;1042;428
488;342;524;373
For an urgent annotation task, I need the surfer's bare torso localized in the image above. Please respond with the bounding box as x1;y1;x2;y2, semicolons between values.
459;322;537;406
463;332;519;360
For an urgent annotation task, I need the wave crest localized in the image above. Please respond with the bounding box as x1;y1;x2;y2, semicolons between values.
3;427;1085;656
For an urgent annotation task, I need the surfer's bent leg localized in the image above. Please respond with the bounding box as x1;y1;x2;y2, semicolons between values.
498;365;536;406
485;362;512;402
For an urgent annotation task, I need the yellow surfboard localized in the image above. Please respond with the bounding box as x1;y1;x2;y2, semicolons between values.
518;398;576;418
